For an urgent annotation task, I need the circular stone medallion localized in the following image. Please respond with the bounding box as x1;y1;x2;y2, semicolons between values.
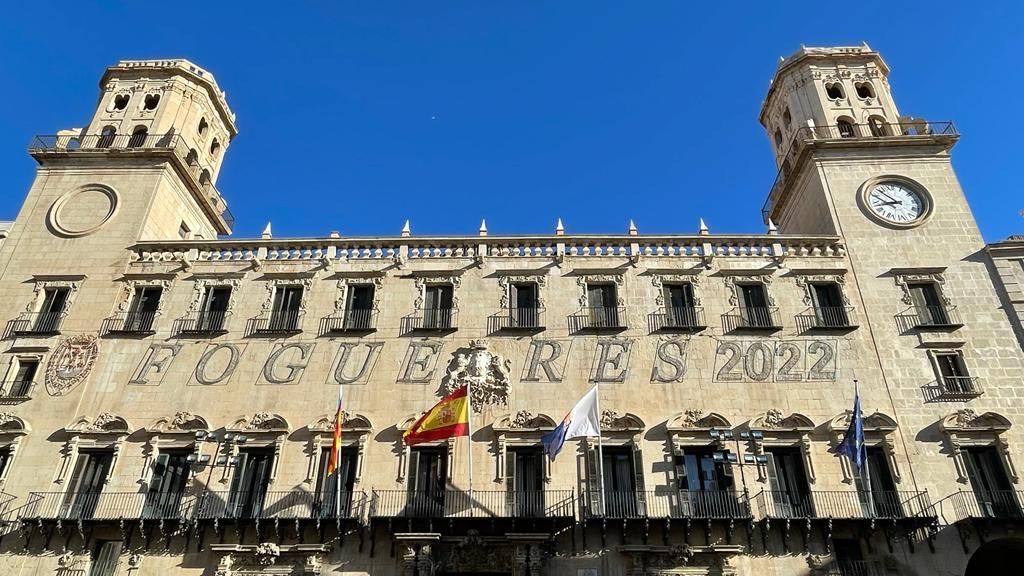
48;185;119;237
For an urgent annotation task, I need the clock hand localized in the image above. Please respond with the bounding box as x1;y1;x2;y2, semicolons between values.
877;191;899;203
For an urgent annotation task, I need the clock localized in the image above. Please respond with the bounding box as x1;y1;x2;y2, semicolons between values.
864;180;931;227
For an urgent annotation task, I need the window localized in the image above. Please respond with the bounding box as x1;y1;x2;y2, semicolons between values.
809;283;850;327
677;447;733;492
837;118;856;138
178;221;191;239
933;351;977;396
125;286;162;332
35;286;70;332
737;283;775;328
853;447;900;517
0;448;11;480
228;449;274;518
344;284;376;330
89;540;123;576
269;285;303;331
197;286;231;332
143;93;160;111
316;446;358;517
825;82;845;100
774;128;783;147
64;451;114;519
868;115;890;137
509;282;540;328
407;447;447;515
782;107;792;127
144;450;190;519
601;447;640;517
186;149;199;167
7;358;38;398
97;126;116;148
855;82;876;99
112;94;130;111
664;283;699;328
422;285;454;329
907;282;950;326
127;126;148;148
587;283;620;328
763;447;811;517
200;169;212;188
210;138;221;157
506;447;545;516
198;117;209;136
964;447;1019;517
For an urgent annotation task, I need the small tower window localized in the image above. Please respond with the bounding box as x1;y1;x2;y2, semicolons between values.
210;139;221;157
112;94;130;111
198;117;209;136
773;128;783;147
186;149;199;167
143;94;160;111
855;82;876;99
836;118;856;138
97;126;117;148
825;83;845;100
199;169;212;188
782;107;792;127
128;126;148;148
868;116;890;137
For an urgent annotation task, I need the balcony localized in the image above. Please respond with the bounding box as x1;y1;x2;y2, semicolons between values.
754;490;935;521
569;306;627;332
102;311;157;336
401;307;458;333
823;560;887;576
723;306;781;332
174;311;229;336
649;306;706;332
246;310;304;336
370;490;575;520
900;305;964;330
583;490;751;520
488;307;545;332
195;490;365;521
936;376;983;400
320;309;378;335
21;491;197;522
29;133;234;233
6;312;65;337
949;490;1024;521
796;306;858;331
0;379;35;403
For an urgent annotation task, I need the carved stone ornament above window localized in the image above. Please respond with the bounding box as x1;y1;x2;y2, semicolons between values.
228;413;291;433
599;409;645;432
308;412;373;434
188;278;241;313
441;339;512;412
894;271;951;306
66;413;132;435
751;409;814;432
0;413;29;435
260;278;313;313
667;409;731;431
723;274;775;307
414;275;461;308
940;409;1017;485
794;274;849;306
497;274;547;308
148;411;211;434
334;277;384;312
45;334;99;397
210;543;327;576
493;410;557;432
25;279;81;314
116;278;173;314
576;274;625;307
650;273;703;307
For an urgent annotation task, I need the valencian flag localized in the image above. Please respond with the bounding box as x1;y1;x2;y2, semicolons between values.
403;386;470;446
326;384;344;475
541;385;601;462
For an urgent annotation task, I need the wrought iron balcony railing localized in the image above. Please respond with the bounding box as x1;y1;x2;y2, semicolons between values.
401;307;458;332
29;133;234;230
0;379;35;402
936;376;983;399
489;307;545;331
102;311;158;335
21;491;197;521
649;306;706;331
195;490;365;521
823;560;887;576
948;490;1024;521
797;306;857;330
369;490;575;519
7;312;65;337
175;311;229;335
904;305;963;329
320;309;379;334
754;490;935;520
247;310;304;336
583;490;751;520
569;306;627;332
723;306;781;331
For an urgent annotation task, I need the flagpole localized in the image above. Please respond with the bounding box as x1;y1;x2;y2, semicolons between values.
856;379;876;517
466;380;474;515
594;384;606;513
336;383;343;521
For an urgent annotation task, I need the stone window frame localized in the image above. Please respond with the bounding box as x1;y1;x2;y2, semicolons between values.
304;412;373;486
22;274;84;320
940;409;1018;485
792;272;849;307
892;268;952;308
827;411;901;485
748;409;816;485
666;410;736;484
56;413;133;486
0;352;44;399
575;273;626;309
649;271;703;308
114;276;174;318
413;274;462;310
186;275;241;327
722;272;776;307
496;272;548;310
0;413;30;488
492;411;557;484
581;410;646;514
258;276;314;328
107;89;133;113
332;275;384;316
220;413;291;485
926;347;976;391
139;412;211;485
396;413;456;484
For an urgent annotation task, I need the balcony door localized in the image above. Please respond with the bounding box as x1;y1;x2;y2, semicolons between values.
764;447;811;517
63;451;113;519
270;286;303;330
738;284;771;328
853;447;898;517
964;447;1019;518
35;287;69;332
199;286;231;331
678;447;734;516
228;449;274;519
666;283;696;327
407;447;447;516
587;284;618;328
423;285;454;329
506;447;544;517
810;283;847;327
510;283;539;328
127;287;161;331
345;285;375;329
601;447;643;517
144;451;190;519
315;447;357;517
907;282;947;325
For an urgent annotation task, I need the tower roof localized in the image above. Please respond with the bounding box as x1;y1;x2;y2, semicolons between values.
100;59;238;137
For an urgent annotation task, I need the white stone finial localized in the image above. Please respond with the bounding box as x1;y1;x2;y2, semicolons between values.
698;218;709;236
628;220;638;236
767;219;778;235
479;219;488;237
555;218;565;236
261;222;272;239
329;230;340;238
401;220;411;237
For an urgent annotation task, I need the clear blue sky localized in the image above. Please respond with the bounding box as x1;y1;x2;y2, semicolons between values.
1;2;1020;241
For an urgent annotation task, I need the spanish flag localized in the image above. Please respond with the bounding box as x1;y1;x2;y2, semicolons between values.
326;384;343;475
403;386;470;446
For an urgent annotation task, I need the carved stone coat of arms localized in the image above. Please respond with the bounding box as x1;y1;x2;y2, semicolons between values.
45;334;99;396
443;340;511;412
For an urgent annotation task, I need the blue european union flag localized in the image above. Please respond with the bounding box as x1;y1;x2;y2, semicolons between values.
835;390;866;471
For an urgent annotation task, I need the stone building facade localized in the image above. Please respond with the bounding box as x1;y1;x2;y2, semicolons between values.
986;235;1024;351
0;47;1020;576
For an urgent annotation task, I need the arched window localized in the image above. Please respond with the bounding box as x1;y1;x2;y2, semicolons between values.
199;169;212;189
186;149;199;167
198;117;209;137
128;126;148;148
112;94;130;111
825;82;845;100
774;128;783;148
210;139;221;157
782;107;792;127
868;116;890;137
836;118;856;138
97;126;117;148
782;159;792;177
855;82;876;99
143;94;160;111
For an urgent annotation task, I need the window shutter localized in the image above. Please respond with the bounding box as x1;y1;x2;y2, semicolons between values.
505;449;517;515
407;451;420;492
632;446;647;516
586;445;602;515
148;453;170;493
90;540;123;576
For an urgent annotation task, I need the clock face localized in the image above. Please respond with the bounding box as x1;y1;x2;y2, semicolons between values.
867;182;927;225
